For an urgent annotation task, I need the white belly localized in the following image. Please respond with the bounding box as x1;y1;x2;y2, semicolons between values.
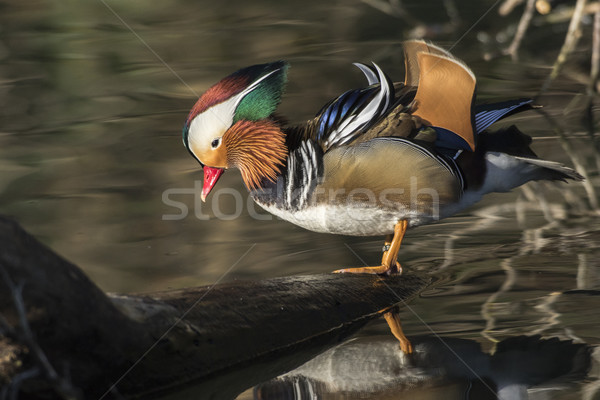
255;201;435;236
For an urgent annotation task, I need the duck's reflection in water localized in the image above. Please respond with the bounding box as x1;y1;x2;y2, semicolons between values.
254;335;590;400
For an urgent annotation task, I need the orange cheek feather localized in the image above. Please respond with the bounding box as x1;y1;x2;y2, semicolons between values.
223;120;287;190
190;144;228;169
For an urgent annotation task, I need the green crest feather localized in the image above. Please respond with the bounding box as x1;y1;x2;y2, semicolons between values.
233;61;289;122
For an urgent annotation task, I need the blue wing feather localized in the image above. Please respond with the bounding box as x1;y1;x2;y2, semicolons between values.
315;62;395;150
315;87;375;142
430;99;534;155
340;90;363;120
474;99;533;133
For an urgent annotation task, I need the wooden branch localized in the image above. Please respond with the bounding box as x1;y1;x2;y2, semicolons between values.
0;216;430;399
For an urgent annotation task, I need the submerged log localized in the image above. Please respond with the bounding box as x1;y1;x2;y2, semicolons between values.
0;216;430;399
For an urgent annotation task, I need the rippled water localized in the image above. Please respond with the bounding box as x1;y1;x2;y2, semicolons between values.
1;0;599;398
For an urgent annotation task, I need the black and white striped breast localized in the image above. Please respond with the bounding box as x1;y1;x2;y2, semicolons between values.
251;140;323;210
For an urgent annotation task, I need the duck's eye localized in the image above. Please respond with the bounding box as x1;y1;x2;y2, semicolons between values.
211;138;221;149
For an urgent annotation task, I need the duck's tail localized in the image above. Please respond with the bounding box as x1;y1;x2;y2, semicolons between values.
511;156;584;182
476;125;583;193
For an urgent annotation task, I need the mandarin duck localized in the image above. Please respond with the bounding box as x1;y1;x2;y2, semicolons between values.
182;41;583;354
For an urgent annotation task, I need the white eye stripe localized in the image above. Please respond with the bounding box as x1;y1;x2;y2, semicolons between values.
188;96;237;156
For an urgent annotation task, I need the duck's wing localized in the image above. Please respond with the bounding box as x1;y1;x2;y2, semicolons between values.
304;63;396;152
405;41;478;152
338;41;478;151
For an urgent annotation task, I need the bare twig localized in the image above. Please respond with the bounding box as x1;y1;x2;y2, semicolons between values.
0;266;81;400
586;10;600;171
541;2;600;24
538;0;588;96
499;0;525;16
3;368;40;400
504;0;537;61
591;10;600;94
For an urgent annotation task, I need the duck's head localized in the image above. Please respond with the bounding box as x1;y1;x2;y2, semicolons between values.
183;61;289;201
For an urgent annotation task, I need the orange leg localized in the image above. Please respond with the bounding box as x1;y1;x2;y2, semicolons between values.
384;310;413;354
334;220;408;275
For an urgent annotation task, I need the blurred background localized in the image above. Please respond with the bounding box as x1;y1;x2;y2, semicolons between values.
0;0;599;397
